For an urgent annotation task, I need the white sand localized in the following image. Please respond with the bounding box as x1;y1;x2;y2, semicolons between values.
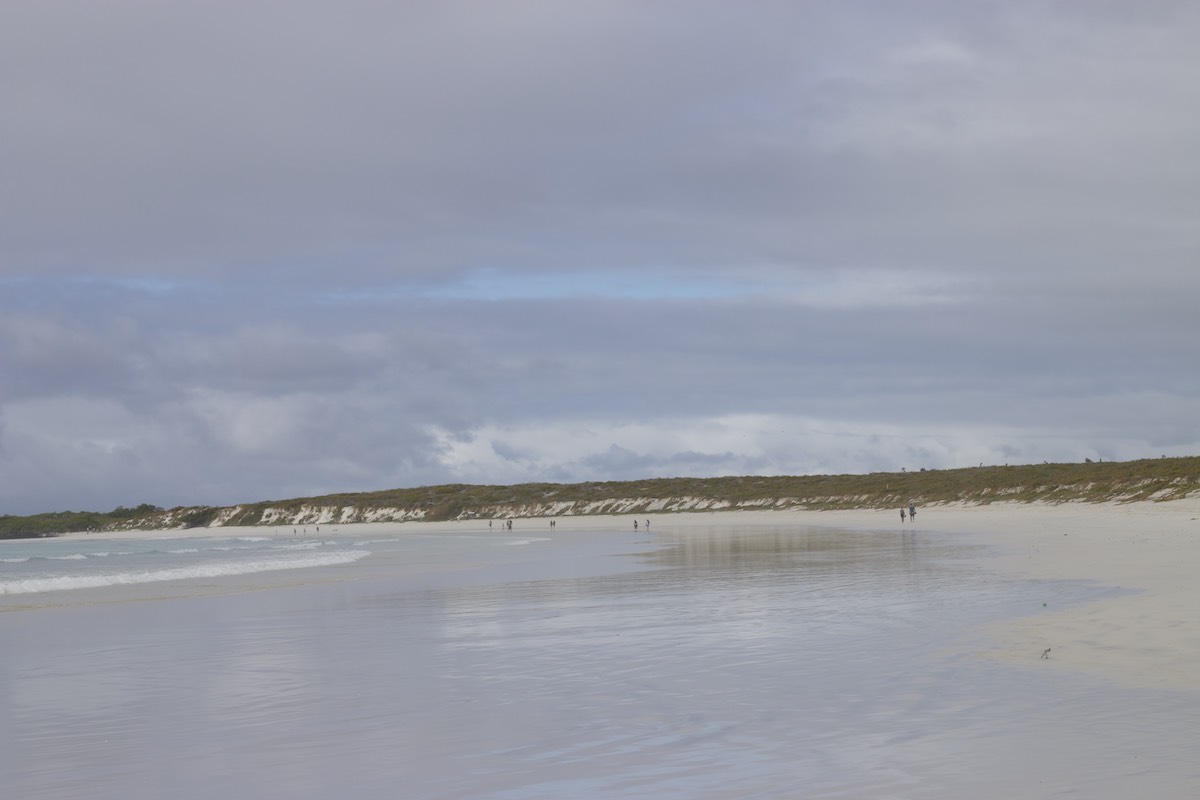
933;501;1200;692
664;502;1200;692
57;499;1200;692
728;501;1200;693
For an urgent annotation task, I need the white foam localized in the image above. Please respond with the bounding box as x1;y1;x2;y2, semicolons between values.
48;554;88;561
0;550;370;595
279;541;324;550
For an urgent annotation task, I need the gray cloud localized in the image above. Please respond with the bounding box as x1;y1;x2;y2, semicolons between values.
2;1;1199;513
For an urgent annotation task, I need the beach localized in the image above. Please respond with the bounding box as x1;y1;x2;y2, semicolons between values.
3;501;1200;798
729;501;1200;692
42;498;1200;690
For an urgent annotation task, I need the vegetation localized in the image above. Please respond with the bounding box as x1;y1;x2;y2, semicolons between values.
0;504;163;540
224;456;1200;519
3;457;1199;539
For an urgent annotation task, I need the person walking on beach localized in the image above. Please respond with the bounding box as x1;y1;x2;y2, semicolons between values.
900;508;906;523
909;504;917;522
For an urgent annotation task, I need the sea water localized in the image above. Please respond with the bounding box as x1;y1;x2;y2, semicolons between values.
0;534;369;596
1;521;1197;798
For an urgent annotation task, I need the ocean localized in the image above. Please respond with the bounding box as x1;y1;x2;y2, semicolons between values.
2;520;1197;798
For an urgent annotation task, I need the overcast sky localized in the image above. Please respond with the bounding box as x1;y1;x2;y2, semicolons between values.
3;1;1199;515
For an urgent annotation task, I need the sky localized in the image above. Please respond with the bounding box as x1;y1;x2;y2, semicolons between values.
3;1;1199;515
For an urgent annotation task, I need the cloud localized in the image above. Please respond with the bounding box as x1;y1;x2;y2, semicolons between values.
427;413;1198;488
2;1;1199;514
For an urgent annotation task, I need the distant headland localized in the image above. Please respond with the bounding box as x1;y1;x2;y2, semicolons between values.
4;456;1199;539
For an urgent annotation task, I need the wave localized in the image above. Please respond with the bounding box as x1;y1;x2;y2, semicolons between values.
0;550;370;595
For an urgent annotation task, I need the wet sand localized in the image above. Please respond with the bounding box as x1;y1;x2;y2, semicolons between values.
653;502;1200;692
11;501;1200;798
56;498;1200;692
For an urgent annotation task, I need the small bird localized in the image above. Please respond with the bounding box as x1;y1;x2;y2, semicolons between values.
1040;648;1052;660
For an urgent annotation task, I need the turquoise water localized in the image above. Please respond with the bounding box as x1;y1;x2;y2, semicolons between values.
1;522;1196;798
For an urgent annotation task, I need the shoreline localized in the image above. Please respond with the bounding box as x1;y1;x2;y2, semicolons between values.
25;499;1200;692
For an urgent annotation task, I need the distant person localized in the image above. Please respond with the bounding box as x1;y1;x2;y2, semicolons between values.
645;520;650;530
634;520;638;530
909;505;916;521
900;508;906;523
